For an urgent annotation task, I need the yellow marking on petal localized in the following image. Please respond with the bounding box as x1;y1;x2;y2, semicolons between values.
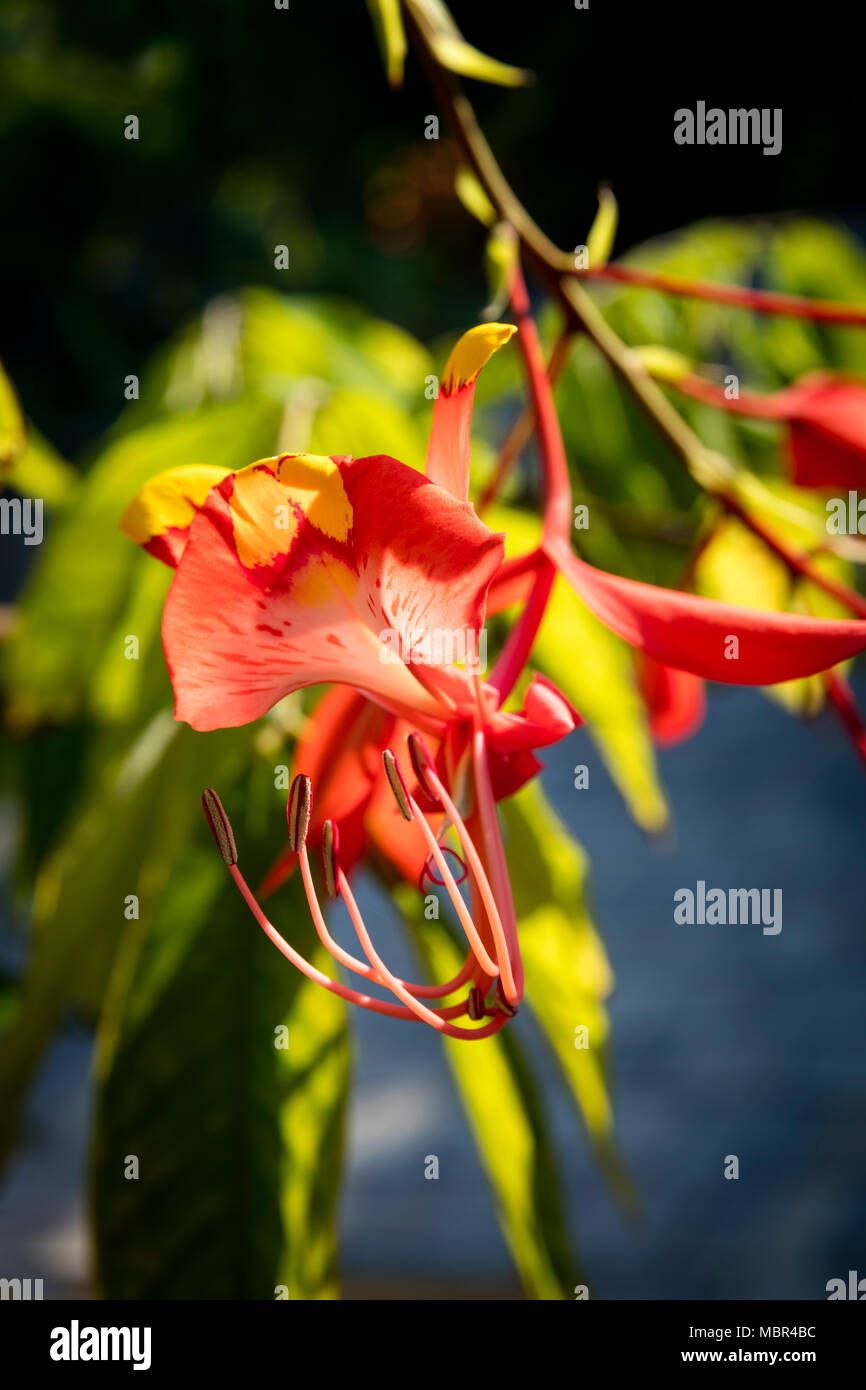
229;466;297;569
291;552;357;608
441;323;516;395
272;453;353;542
229;456;352;570
120;464;229;545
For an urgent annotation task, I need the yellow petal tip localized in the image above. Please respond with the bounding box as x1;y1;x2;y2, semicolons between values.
442;323;517;394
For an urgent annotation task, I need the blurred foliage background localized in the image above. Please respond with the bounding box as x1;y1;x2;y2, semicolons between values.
1;1;865;1299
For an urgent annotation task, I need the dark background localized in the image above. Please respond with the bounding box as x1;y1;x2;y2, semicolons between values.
0;0;858;456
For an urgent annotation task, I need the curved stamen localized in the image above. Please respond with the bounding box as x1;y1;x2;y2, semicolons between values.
471;728;524;1003
379;748;500;979
337;870;487;1027
407;737;519;1004
407;732;442;811
202;787;513;1036
405;794;500;979
230;863;507;1038
299;839;478;1000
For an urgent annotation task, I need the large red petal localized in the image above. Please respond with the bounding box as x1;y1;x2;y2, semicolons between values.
549;537;866;684
163;453;504;731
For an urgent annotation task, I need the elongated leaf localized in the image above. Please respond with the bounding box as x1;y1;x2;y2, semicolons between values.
0;357;26;471
91;844;349;1299
2;396;281;728
5;425;77;506
0;716;249;1172
410;0;531;86
501;782;636;1209
366;0;407;87
585;186;618;268
429;32;531;87
396;885;581;1299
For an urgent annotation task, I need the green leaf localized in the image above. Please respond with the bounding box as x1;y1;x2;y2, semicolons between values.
0;716;250;1173
366;0;407;87
411;0;532;86
396;885;582;1299
455;166;497;228
307;385;427;470
585;185;618;268
91;846;349;1299
2;396;282;728
238;291;431;408
0;357;26;471
429;32;531;87
5;425;77;507
501;782;636;1209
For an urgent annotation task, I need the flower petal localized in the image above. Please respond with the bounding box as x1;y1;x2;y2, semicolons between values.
425;323;516;501
784;374;866;489
548;537;866;684
261;686;391;897
637;655;706;746
163;452;504;730
119;464;231;566
486;673;581;753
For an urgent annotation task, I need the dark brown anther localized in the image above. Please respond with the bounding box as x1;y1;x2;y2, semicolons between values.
467;986;486;1021
407;732;441;809
288;773;312;852
202;788;238;866
494;983;518;1018
383;749;413;821
322;819;340;899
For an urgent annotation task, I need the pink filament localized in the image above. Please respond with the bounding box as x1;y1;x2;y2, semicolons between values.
229;864;507;1039
413;763;520;1006
298;844;478;999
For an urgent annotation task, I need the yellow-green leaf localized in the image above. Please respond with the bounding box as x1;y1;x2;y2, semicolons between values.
397;885;581;1299
585;185;618;268
0;358;26;471
366;0;407;88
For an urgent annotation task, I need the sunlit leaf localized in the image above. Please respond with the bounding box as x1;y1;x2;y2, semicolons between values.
3;424;77;507
0;357;26;471
396;884;582;1299
0;716;249;1172
410;0;531;86
91;854;349;1300
366;0;407;88
455;166;496;228
585;185;618;268
501;782;636;1208
2;396;282;728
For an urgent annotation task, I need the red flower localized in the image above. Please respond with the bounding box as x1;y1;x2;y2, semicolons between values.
673;369;866;491
123;317;866;1037
123;324;581;1036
